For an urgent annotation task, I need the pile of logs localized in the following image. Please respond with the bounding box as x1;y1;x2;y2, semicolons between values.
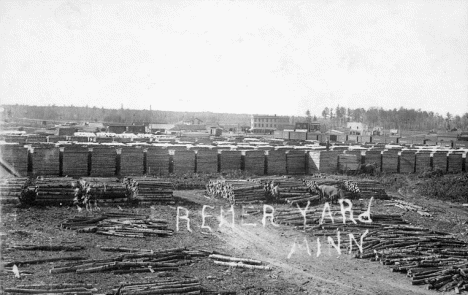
62;145;89;177
61;212;173;238
79;177;129;204
32;146;60;176
350;180;390;200
263;178;312;203
119;146;144;176
209;253;272;270
0;177;29;204
125;177;175;204
386;199;432;217
113;278;202;295
90;146;116;177
34;177;78;205
206;179;265;204
4;284;98;294
49;247;193;275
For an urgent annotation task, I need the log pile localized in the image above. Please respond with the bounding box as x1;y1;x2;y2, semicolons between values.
32;146;60;176
0;145;29;177
265;178;313;203
113;278;205;295
125;177;175;204
308;151;341;173
4;284;98;294
61;213;173;238
432;151;448;172
219;150;242;172
286;150;306;175
0;177;29;204
90;146;116;177
62;145;89;177
196;150;218;173
244;151;265;175
387;199;432;217
267;150;287;175
415;151;431;173
146;147;170;176
173;150;195;174
448;152;463;173
79;177;129;204
351;180;390;200
206;179;265;204
382;150;399;173
338;154;360;172
1;135;27;144
34;177;78;205
209;253;272;270
400;150;416;173
49;247;190;276
119;146;144;176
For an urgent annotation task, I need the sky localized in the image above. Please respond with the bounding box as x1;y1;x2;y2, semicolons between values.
1;0;467;117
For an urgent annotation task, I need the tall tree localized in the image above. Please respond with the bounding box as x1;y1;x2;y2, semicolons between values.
322;107;329;119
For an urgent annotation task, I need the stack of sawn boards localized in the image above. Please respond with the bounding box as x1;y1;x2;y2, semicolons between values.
119;146;144;176
32;146;60;176
62;145;89;177
0;144;28;176
146;147;170;176
90;146;116;177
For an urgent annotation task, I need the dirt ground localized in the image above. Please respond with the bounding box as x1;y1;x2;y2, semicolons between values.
1;175;468;295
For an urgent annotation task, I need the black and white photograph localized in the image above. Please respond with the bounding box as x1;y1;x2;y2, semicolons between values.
1;0;467;294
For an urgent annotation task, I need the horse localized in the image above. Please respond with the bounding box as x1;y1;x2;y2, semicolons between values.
313;182;344;204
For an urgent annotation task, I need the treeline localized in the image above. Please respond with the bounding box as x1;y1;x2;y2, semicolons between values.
316;106;468;131
1;105;252;126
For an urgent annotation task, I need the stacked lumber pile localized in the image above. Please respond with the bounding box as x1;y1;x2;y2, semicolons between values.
90;146;116;177
32;146;60;176
0;177;29;204
125;177;175;204
4;284;98;294
113;278;203;294
49;247;192;275
146;147;170;176
400;150;416;173
381;150;399;173
62;145;89;177
26;135;48;143
308;151;341;173
119;146;144;176
0;145;28;176
172;150;195;174
387;199;432;217
206;179;265;204
351;180;390;199
338;154;360;172
34;177;78;205
286;150;306;174
267;150;287;175
48;136;67;143
364;150;382;172
95;137;114;143
448;152;463;173
196;149;218;173
61;212;173;238
415;151;431;173
70;136;90;142
209;253;272;270
219;150;242;172
1;135;27;144
432;151;448;172
79;177;129;203
244;151;265;175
